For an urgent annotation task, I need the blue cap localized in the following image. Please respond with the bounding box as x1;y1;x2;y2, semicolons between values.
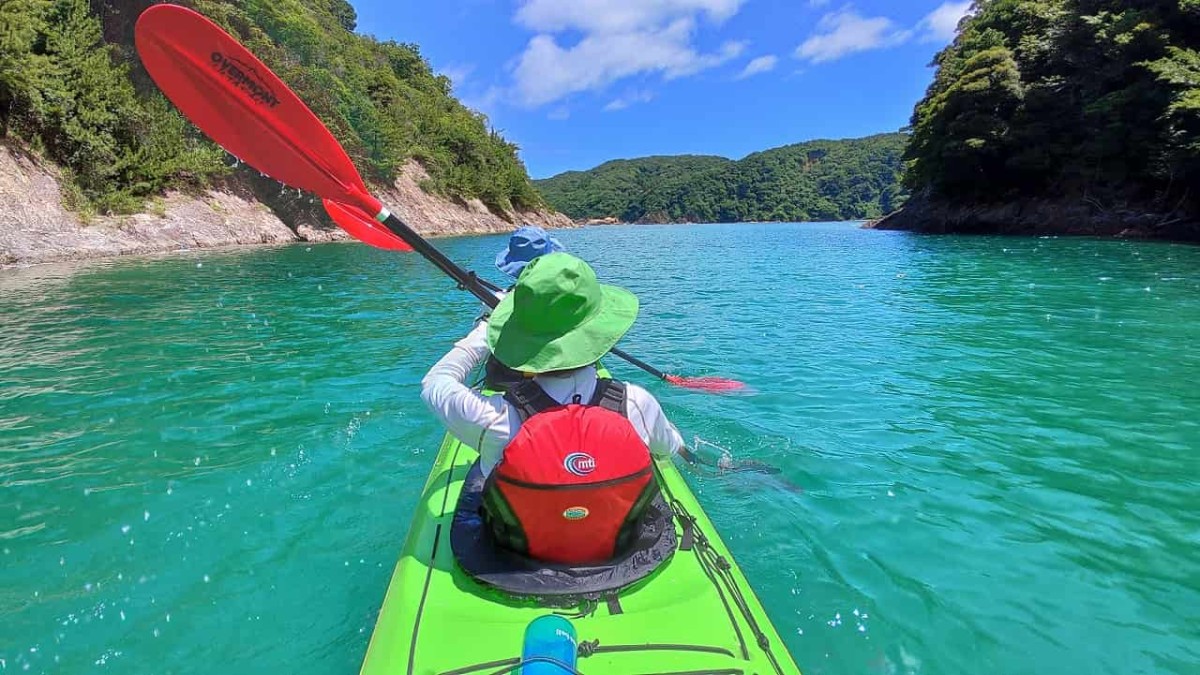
495;225;566;279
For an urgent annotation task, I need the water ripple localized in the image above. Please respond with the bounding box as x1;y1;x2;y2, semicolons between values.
2;227;1198;674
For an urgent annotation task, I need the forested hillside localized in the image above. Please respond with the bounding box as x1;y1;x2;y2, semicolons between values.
536;133;908;223
0;0;542;216
894;0;1200;236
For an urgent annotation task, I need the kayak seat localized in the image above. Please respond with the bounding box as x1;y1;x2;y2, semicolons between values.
450;460;677;598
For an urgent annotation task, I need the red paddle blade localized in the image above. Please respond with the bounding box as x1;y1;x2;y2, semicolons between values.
323;199;414;252
665;375;747;392
134;4;381;216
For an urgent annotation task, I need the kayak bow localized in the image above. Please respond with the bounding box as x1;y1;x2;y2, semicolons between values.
360;384;802;675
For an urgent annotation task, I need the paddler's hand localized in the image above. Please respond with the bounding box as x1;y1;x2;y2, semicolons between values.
678;447;699;465
679;446;732;469
476;290;507;324
678;443;782;476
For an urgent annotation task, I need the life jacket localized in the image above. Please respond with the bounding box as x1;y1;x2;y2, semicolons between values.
482;379;659;565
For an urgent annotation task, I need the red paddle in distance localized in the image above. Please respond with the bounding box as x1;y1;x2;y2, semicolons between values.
135;4;744;393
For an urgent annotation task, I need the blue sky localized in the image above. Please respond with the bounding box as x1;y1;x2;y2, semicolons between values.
351;0;972;179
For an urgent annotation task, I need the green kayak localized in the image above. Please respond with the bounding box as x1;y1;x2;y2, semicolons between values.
359;416;802;675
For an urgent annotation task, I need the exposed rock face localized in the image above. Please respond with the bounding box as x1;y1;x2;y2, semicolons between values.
867;194;1199;242
578;216;622;226
0;144;298;266
376;163;573;237
0;141;573;267
634;211;671;225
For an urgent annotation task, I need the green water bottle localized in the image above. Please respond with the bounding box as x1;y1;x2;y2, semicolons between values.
521;615;577;674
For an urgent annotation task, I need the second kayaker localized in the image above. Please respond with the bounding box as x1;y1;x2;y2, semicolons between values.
484;225;565;391
494;224;564;279
421;253;684;564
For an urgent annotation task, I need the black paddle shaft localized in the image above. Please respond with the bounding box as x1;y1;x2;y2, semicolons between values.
379;213;500;309
608;347;667;380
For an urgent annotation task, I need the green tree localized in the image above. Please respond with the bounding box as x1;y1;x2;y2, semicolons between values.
903;0;1200;217
328;0;356;31
0;0;49;138
1146;46;1200;192
535;134;909;223
906;46;1024;196
1;0;545;218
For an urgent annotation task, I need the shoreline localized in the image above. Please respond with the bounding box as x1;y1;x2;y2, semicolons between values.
575;204;1200;243
865;196;1200;244
0;140;573;270
0;230;518;273
1;220;880;272
576;217;869;226
0;242;307;281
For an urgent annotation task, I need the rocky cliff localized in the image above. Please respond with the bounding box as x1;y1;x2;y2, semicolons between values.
0;141;572;267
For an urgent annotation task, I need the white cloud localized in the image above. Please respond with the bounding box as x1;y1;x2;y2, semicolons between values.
795;9;912;64
918;1;972;42
511;0;748;107
461;85;503;118
438;63;475;90
516;0;743;34
807;0;831;6
547;107;571;120
604;90;656;111
737;55;778;79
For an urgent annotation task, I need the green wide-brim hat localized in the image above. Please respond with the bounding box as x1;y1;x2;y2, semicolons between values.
487;252;638;373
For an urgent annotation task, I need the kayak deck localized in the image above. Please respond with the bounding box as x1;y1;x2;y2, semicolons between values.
361;432;802;675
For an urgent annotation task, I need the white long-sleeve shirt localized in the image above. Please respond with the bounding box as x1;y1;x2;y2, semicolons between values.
420;321;684;476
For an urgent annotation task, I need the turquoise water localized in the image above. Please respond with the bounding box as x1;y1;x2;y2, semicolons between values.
2;222;1199;674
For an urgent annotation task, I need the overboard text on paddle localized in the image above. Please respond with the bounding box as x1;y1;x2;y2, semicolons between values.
210;52;280;108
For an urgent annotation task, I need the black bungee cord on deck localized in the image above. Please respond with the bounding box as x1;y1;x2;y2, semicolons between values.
482;656;586;675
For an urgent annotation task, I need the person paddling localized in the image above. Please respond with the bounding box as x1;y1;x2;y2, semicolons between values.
421;253;684;564
483;225;566;391
495;224;564;279
484;231;759;476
